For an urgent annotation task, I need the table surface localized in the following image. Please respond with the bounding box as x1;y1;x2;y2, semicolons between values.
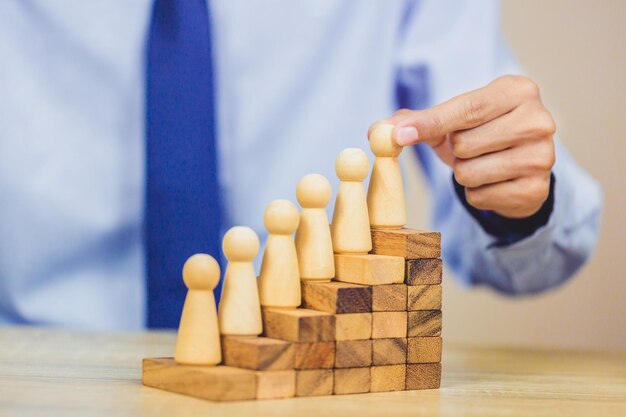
1;327;625;417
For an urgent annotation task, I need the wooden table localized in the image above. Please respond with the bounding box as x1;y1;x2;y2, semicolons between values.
1;327;624;417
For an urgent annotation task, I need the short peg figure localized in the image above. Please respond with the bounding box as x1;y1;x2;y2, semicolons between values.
257;199;302;308
295;174;335;282
367;123;406;229
218;226;263;336
174;254;222;365
331;148;372;254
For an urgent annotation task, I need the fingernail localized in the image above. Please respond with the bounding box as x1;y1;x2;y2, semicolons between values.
396;126;419;145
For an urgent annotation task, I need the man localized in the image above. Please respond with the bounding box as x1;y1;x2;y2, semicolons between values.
0;0;602;329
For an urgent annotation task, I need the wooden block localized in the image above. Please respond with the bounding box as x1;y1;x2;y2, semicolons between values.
372;338;407;365
142;358;256;401
335;313;372;340
405;258;442;285
407;285;442;311
255;370;296;399
372;284;407;311
407;311;442;337
372;311;407;339
335;340;372;368
407;337;442;363
333;367;370;395
370;364;406;392
262;308;335;342
371;228;441;259
406;363;441;390
294;341;335;369
334;254;404;285
221;336;295;370
295;369;334;397
301;281;372;313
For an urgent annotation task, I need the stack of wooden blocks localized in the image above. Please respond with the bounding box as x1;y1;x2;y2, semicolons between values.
142;227;442;401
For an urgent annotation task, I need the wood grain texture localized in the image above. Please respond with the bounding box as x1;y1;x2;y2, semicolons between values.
405;258;442;285
262;308;335;342
372;311;408;339
372;284;407;311
372;338;407;366
294;342;335;369
407;311;442;337
371;228;441;259
407;285;442;311
142;358;256;401
370;364;406;392
405;363;441;390
334;254;404;285
335;313;372;340
255;370;296;399
335;340;373;368
333;367;370;395
301;281;372;313
407;337;442;364
295;369;334;397
221;336;294;370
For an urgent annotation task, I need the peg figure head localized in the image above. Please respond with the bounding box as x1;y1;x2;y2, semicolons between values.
335;148;370;182
182;254;220;290
222;226;260;262
296;173;332;209
369;123;403;157
264;199;300;235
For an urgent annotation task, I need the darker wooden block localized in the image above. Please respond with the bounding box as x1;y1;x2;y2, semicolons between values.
407;285;442;311
334;254;404;285
405;258;442;285
372;311;407;339
255;370;296;399
370;364;406;392
335;340;372;368
371;228;441;259
335;313;372;340
407;337;442;364
142;358;256;401
372;284;407;311
294;341;335;369
295;369;334;397
407;311;442;337
372;338;407;365
333;367;370;395
221;336;295;370
262;308;335;342
301;281;372;313
406;363;441;390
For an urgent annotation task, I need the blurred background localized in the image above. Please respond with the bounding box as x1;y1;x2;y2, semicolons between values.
406;0;626;350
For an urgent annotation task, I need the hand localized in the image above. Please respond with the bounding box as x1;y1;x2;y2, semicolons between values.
373;75;556;218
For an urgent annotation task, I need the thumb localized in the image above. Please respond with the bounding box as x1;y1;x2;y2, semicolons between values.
391;108;448;147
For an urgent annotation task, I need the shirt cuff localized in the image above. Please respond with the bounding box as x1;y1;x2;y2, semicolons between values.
452;174;556;246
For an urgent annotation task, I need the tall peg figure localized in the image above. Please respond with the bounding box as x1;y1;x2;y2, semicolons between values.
367;123;406;229
257;199;301;308
174;253;222;365
331;148;372;254
218;226;262;336
295;174;335;281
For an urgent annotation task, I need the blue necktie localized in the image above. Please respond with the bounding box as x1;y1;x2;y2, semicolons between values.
145;0;222;328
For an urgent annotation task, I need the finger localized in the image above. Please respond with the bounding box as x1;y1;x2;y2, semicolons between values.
449;104;556;159
454;140;554;188
464;174;551;218
392;77;531;146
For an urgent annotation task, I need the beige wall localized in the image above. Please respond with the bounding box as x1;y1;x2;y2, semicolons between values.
406;0;626;350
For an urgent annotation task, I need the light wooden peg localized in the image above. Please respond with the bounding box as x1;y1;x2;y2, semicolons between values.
174;254;222;365
218;226;262;336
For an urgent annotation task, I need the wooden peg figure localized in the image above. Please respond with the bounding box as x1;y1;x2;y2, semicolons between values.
257;199;301;308
331;148;372;254
367;123;407;229
174;254;222;365
218;226;262;336
295;174;335;281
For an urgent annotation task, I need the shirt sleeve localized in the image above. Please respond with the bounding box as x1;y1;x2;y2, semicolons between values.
396;0;604;295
